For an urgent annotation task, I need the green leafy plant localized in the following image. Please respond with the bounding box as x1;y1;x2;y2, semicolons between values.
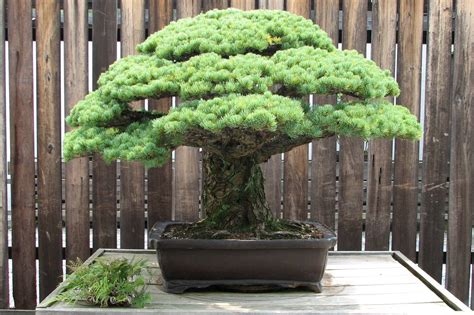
55;258;151;308
64;9;421;237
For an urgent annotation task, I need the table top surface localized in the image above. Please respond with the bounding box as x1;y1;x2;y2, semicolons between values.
37;249;470;314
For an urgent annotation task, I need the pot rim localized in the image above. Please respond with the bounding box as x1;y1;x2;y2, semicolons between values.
149;221;337;250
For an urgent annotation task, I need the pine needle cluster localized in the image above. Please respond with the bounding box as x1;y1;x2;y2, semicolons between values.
64;9;421;167
54;258;151;308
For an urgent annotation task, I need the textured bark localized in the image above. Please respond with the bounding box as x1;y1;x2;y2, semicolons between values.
202;152;273;231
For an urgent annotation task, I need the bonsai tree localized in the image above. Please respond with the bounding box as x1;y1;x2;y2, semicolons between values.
64;9;421;238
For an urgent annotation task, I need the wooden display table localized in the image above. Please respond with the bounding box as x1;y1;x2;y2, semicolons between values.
37;249;469;314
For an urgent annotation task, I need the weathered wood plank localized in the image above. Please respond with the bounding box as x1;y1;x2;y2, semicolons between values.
447;0;473;305
364;0;396;251
41;251;462;312
92;0;118;250
230;0;255;10
174;0;202;222
337;0;367;250
147;0;174;228
64;0;90;264
392;0;423;261
0;0;7;308
258;0;283;220
282;0;310;221
203;0;228;11
36;0;63;299
418;0;453;283
8;0;36;309
261;155;281;218
120;0;146;249
176;0;202;18
258;0;283;9
311;0;338;229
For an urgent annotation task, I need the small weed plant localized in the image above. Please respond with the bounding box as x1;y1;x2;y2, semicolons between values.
55;258;151;308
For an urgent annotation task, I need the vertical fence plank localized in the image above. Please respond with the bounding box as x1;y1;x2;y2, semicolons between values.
447;0;473;304
92;0;118;250
64;0;90;264
282;0;310;221
120;0;145;249
418;0;453;283
0;0;7;308
36;0;62;299
337;0;367;250
177;0;202;19
230;0;255;10
147;0;173;228
311;0;338;229
392;0;423;261
203;0;228;12
8;0;36;309
174;0;202;222
259;0;283;9
258;0;284;220
364;0;397;251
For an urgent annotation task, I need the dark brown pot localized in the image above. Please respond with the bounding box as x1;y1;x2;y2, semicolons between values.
149;221;337;294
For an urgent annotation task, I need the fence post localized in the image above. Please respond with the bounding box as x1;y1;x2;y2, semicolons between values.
92;0;118;250
119;0;146;249
0;0;7;308
337;0;367;251
447;0;473;305
64;0;90;264
365;0;397;251
419;0;453;283
283;0;310;222
147;0;174;228
392;0;423;262
36;0;62;299
174;0;202;222
311;0;339;230
8;0;36;309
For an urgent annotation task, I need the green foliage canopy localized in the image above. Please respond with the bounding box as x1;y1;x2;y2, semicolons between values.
64;9;421;167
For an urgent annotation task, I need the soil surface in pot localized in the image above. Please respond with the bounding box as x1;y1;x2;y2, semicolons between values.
160;220;325;240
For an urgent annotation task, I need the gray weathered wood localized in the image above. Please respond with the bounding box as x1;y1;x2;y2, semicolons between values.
92;0;118;250
392;0;423;262
446;0;473;305
174;0;202;222
230;0;255;10
258;0;283;9
64;0;90;264
8;0;37;309
337;0;367;251
0;0;7;308
147;0;174;228
283;0;310;221
418;0;453;283
36;0;63;299
203;0;228;11
311;0;338;229
120;0;146;249
365;0;396;251
258;0;284;220
37;250;467;313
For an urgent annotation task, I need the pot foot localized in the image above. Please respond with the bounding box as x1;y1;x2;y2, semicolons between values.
162;280;322;294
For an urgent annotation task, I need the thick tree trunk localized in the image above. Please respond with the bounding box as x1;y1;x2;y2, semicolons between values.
201;152;274;231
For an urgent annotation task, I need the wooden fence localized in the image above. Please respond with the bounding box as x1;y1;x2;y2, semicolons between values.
0;0;473;310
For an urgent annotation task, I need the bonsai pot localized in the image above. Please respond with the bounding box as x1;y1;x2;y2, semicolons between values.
149;221;337;294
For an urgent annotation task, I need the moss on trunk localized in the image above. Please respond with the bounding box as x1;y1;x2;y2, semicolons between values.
201;152;274;232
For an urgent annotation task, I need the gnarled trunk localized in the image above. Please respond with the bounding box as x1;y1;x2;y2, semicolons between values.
201;152;274;231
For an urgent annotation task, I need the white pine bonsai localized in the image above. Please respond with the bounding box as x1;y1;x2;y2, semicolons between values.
64;9;421;238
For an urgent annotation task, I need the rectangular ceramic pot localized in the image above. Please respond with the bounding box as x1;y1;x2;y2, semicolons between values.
149;221;337;294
